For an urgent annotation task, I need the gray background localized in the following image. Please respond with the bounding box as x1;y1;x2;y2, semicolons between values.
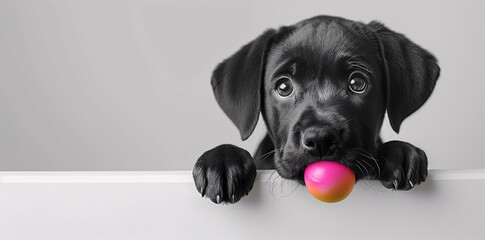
0;0;484;170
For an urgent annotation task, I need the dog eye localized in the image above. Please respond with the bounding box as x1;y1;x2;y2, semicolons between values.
348;76;367;94
275;77;294;97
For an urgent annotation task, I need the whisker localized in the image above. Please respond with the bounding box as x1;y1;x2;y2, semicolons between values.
356;160;369;175
361;158;374;170
283;181;300;198
269;172;282;197
354;149;381;179
354;161;365;178
260;150;276;160
288;157;299;181
369;155;381;179
266;169;284;197
360;151;381;179
348;58;373;74
260;146;285;160
350;63;373;74
273;175;282;195
343;118;353;124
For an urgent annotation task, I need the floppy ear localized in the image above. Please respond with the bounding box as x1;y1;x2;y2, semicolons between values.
211;29;277;140
368;21;440;133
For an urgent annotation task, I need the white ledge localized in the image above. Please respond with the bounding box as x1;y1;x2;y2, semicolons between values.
1;169;484;239
0;169;484;183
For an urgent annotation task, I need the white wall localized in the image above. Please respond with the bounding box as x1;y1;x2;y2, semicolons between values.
0;0;484;170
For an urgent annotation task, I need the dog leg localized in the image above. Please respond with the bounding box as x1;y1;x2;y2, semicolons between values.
193;144;256;204
376;141;428;190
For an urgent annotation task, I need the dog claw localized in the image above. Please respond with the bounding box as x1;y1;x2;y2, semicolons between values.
409;181;414;188
232;195;235;203
393;180;398;190
200;187;204;197
216;195;221;204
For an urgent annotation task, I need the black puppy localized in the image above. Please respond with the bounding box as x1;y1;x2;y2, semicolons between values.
193;16;439;204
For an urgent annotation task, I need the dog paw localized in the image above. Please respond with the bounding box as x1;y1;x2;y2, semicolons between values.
192;144;257;204
377;141;428;190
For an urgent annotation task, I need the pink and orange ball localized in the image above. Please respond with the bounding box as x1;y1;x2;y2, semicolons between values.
304;161;355;203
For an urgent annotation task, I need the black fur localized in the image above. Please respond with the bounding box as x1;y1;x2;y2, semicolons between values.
193;145;256;204
193;15;440;204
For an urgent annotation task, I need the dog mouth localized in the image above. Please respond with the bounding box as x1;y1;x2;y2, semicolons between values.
274;147;377;184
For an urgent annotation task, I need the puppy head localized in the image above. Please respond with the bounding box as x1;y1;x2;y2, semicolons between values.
211;16;439;182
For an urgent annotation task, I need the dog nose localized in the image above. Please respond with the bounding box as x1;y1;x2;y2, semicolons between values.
302;126;340;157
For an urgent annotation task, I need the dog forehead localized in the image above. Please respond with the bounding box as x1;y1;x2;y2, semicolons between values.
287;21;353;50
267;20;375;72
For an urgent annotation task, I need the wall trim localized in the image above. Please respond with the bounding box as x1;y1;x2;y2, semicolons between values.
1;169;484;183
